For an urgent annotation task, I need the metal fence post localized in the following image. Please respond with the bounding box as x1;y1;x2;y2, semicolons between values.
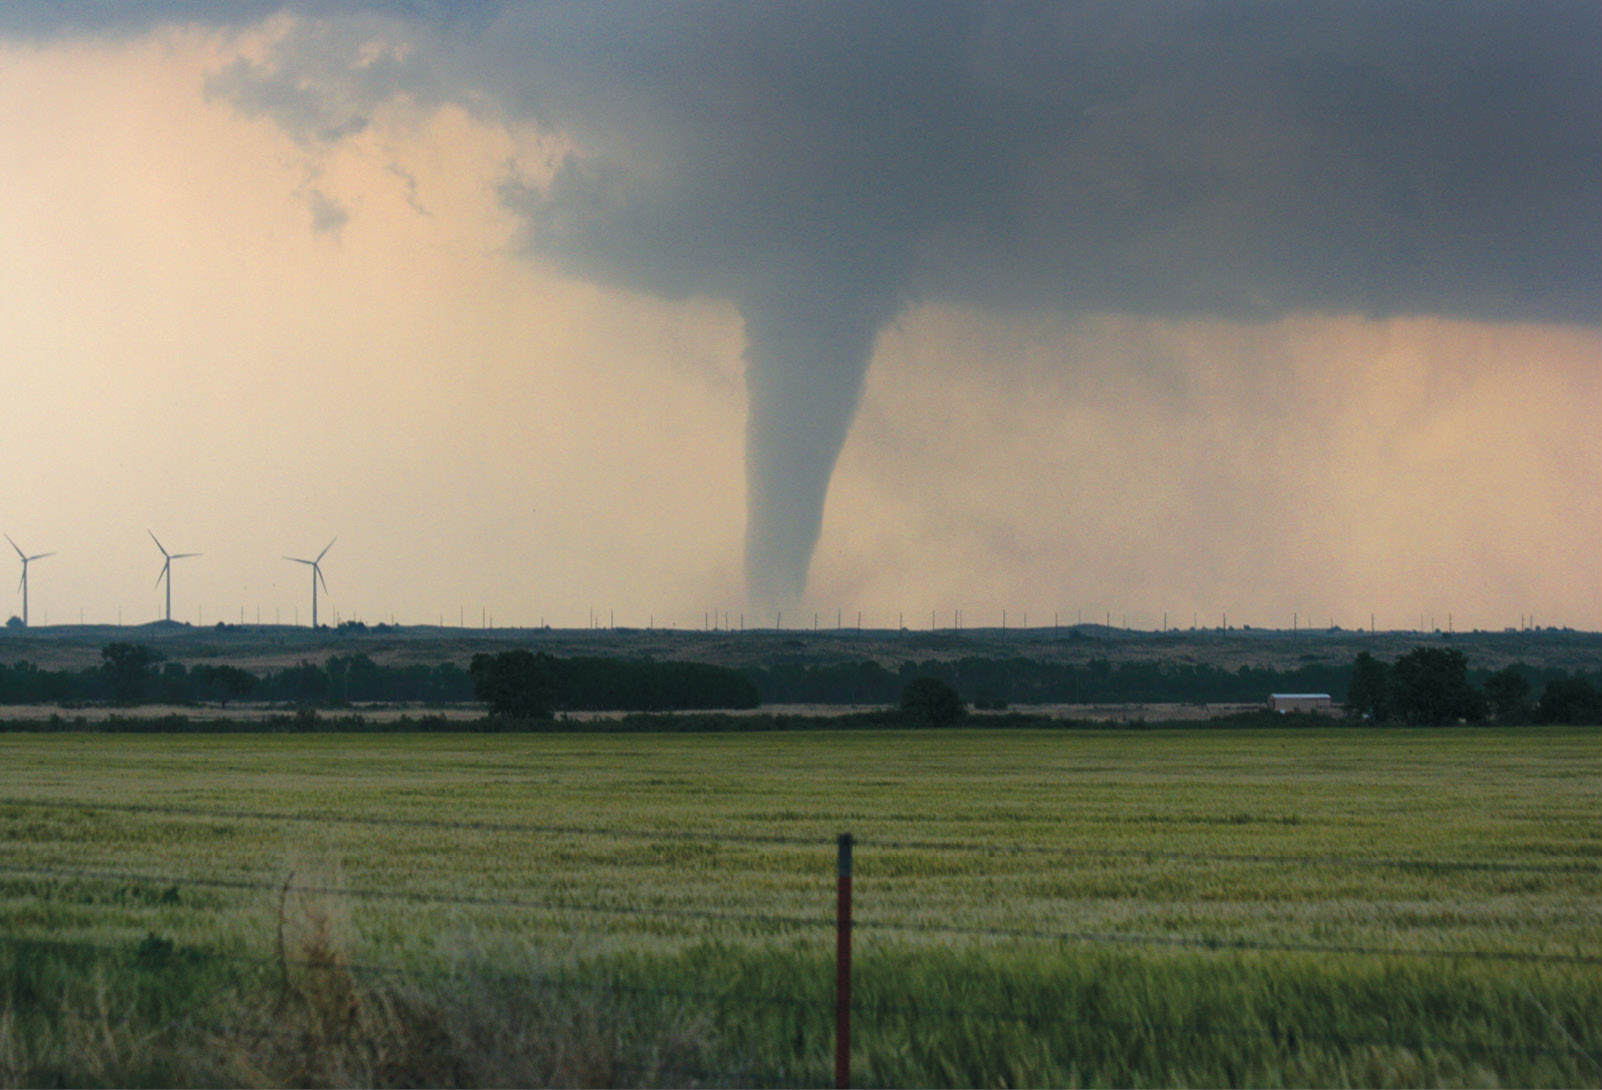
836;832;854;1090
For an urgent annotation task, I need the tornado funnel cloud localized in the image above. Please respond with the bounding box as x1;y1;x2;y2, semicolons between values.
740;291;889;613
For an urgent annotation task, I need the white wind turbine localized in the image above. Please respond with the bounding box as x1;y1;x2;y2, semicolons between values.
5;534;54;628
149;530;200;623
284;538;335;628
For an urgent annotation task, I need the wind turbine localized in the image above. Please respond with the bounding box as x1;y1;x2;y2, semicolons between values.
284;538;335;628
5;534;54;628
149;530;200;623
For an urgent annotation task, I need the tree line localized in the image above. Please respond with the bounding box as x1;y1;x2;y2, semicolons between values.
1346;647;1602;725
1;642;1598;724
749;651;1602;721
745;656;1352;707
468;650;758;716
0;646;476;706
0;644;757;714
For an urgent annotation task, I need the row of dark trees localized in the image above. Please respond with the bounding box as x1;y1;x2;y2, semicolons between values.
1346;647;1602;725
1;645;260;705
0;644;759;715
468;650;758;717
744;656;1351;707
0;646;476;707
469;653;968;725
1;643;1598;724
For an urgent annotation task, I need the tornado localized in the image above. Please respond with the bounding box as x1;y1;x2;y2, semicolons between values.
739;281;898;612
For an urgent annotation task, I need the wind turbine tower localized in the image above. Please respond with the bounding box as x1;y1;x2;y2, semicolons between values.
149;531;200;623
5;534;54;628
284;538;335;628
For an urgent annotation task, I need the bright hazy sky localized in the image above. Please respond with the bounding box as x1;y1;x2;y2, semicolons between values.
1;4;1598;633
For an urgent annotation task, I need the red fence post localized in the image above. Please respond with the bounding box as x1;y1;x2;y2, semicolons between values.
835;832;854;1090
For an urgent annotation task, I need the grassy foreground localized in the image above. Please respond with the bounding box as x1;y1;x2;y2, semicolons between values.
1;728;1598;1086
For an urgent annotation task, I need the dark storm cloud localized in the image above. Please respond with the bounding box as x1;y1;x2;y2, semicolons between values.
929;2;1602;324
15;2;1594;322
471;1;1600;603
473;1;1602;325
0;2;279;39
202;13;444;145
10;1;1595;604
0;1;486;40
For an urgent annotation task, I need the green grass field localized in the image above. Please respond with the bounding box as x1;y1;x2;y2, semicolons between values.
1;727;1599;1086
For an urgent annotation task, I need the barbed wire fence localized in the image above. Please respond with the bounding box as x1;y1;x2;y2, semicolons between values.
1;797;1600;1088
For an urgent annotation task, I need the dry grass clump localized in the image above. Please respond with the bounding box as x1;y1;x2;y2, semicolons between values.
201;880;717;1088
0;881;719;1089
216;960;714;1088
0;964;714;1089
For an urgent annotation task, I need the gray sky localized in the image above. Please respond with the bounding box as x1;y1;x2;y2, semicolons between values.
1;3;1598;631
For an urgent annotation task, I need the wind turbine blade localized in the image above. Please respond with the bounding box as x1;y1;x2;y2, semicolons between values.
30;552;54;562
285;556;312;565
5;535;23;561
155;563;168;589
172;553;201;560
148;529;169;558
316;566;329;594
317;537;337;563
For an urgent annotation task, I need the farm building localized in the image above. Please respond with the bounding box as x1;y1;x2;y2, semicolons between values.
1268;693;1335;714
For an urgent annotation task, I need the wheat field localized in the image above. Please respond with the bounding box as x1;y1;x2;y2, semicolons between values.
2;726;1599;1086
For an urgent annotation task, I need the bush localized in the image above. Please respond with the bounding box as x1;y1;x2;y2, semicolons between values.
469;650;558;719
101;642;157;703
1390;647;1483;725
1535;676;1602;724
900;677;966;727
1483;666;1532;723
